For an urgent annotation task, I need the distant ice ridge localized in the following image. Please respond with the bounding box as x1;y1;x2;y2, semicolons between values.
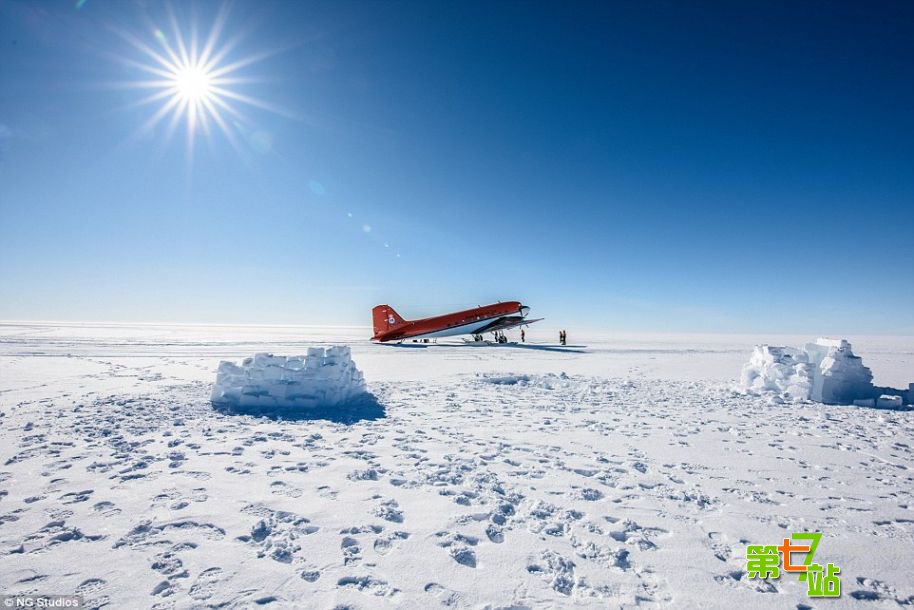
211;347;366;409
740;338;880;405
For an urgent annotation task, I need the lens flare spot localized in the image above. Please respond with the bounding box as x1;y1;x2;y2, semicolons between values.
308;180;326;196
249;130;273;154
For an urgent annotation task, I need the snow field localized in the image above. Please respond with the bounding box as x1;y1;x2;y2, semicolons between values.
1;323;913;609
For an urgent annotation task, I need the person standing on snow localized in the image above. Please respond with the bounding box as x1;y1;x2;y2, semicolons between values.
520;329;525;343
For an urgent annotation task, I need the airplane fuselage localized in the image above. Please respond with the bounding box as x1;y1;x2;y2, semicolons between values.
372;301;531;343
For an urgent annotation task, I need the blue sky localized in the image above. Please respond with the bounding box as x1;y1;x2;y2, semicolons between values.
0;0;912;334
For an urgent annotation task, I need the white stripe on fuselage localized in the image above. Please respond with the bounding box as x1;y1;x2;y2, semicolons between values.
404;313;518;340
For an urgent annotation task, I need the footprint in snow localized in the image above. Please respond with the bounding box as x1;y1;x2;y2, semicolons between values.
59;489;93;504
189;567;223;601
337;575;401;598
435;531;478;568
270;480;303;498
340;536;361;565
424;582;461;606
299;568;321;582
90;501;120;517
373;530;410;555
75;578;107;595
373;498;403;523
527;550;576;596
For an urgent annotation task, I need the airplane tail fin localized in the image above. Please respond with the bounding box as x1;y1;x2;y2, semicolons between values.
372;304;407;339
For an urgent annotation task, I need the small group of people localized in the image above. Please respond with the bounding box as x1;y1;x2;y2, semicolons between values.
472;332;510;343
559;329;567;345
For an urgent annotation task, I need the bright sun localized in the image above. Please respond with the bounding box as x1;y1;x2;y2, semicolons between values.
172;65;213;102
116;4;281;158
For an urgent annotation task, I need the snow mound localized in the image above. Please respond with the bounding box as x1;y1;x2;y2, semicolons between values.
739;345;812;402
805;339;874;404
739;338;876;405
211;347;366;409
478;372;571;389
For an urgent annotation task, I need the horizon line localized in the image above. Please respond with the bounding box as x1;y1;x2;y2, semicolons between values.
0;319;912;339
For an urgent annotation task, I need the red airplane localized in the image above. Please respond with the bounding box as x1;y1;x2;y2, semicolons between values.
372;301;542;343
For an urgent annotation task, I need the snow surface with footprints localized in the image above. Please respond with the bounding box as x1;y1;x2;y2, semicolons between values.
0;323;912;609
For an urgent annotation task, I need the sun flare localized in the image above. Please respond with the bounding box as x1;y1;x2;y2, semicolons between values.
115;4;282;159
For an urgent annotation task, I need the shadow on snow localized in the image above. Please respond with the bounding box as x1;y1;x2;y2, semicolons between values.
211;392;386;424
508;343;587;354
377;342;586;354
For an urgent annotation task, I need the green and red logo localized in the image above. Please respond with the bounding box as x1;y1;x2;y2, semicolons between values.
747;532;840;598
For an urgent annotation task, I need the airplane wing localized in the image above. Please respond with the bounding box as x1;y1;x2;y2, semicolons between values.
475;316;543;335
